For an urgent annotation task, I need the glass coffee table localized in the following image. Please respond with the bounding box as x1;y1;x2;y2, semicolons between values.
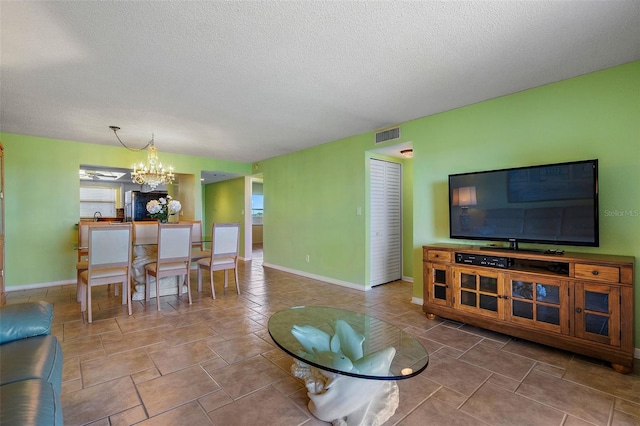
268;306;429;425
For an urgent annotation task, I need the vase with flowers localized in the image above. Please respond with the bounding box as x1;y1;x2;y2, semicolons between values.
146;195;181;223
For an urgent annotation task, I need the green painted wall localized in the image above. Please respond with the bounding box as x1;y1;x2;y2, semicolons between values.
202;177;246;255
260;61;639;342
408;61;640;340
261;136;365;284
0;133;250;287
260;133;415;286
409;60;639;289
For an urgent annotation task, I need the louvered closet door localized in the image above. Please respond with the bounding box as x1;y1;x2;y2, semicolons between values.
369;159;402;286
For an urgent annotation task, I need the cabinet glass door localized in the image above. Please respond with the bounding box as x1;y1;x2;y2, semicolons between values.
507;275;567;334
575;283;620;346
454;267;502;318
426;264;450;307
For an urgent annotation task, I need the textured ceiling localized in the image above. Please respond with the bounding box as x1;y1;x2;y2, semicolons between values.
1;1;639;163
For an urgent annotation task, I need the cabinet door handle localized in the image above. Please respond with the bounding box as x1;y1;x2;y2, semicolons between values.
592;270;599;276
576;307;583;313
503;296;509;300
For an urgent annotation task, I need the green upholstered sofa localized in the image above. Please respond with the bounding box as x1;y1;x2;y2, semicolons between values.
0;301;64;425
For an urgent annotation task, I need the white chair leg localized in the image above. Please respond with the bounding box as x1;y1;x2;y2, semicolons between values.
210;270;216;299
185;271;192;305
234;267;240;295
87;284;93;323
155;274;161;311
224;270;228;289
145;274;151;302
197;267;203;292
79;280;87;312
76;271;83;302
127;276;132;316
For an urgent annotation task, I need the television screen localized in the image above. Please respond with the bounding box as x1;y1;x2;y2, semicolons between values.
448;159;599;249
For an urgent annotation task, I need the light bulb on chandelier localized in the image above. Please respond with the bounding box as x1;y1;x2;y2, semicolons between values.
109;126;175;190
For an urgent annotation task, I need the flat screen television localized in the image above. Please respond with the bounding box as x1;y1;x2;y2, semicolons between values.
448;159;599;250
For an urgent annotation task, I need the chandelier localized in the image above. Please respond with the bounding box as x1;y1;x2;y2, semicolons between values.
109;126;175;190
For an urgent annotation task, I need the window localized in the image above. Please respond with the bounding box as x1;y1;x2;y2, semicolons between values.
80;186;118;218
252;194;263;225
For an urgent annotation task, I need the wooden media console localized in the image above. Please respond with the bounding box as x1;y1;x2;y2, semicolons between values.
422;243;635;373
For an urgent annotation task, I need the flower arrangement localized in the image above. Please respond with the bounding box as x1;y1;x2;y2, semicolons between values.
146;195;181;223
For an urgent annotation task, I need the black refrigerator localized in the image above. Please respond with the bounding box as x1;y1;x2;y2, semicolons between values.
125;191;168;221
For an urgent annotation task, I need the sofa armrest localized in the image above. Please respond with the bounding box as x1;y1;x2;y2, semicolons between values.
0;302;53;345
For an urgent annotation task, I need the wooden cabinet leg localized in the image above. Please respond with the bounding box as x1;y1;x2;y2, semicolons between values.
611;363;632;374
425;313;436;320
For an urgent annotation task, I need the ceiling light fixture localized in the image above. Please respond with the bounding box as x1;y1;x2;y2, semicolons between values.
109;126;175;190
400;149;413;158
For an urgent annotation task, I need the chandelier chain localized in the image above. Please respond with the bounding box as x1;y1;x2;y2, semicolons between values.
109;126;153;152
109;125;174;190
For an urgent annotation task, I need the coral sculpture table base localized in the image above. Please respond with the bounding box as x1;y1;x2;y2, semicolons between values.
292;360;399;426
268;307;429;426
130;245;186;300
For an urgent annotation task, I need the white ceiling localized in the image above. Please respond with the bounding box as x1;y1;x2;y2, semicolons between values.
1;1;639;163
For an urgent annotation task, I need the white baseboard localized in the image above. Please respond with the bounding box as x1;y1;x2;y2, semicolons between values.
262;264;415;291
262;262;370;291
6;279;76;292
412;297;423;306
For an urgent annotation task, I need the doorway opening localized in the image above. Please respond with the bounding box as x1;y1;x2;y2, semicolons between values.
369;159;402;286
251;177;264;263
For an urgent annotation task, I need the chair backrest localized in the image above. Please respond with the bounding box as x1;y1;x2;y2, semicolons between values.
78;221;112;261
212;223;240;258
179;220;203;249
133;221;159;245
157;223;193;262
87;224;132;269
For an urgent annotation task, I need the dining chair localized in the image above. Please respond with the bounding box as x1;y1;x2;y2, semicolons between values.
180;220;209;263
197;222;241;299
144;223;193;311
75;221;117;303
132;221;159;245
79;224;132;323
131;221;159;300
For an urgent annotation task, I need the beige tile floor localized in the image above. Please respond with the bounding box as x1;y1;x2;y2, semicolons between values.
6;249;640;425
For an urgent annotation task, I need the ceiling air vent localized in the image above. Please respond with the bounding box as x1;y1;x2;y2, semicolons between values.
374;127;400;144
